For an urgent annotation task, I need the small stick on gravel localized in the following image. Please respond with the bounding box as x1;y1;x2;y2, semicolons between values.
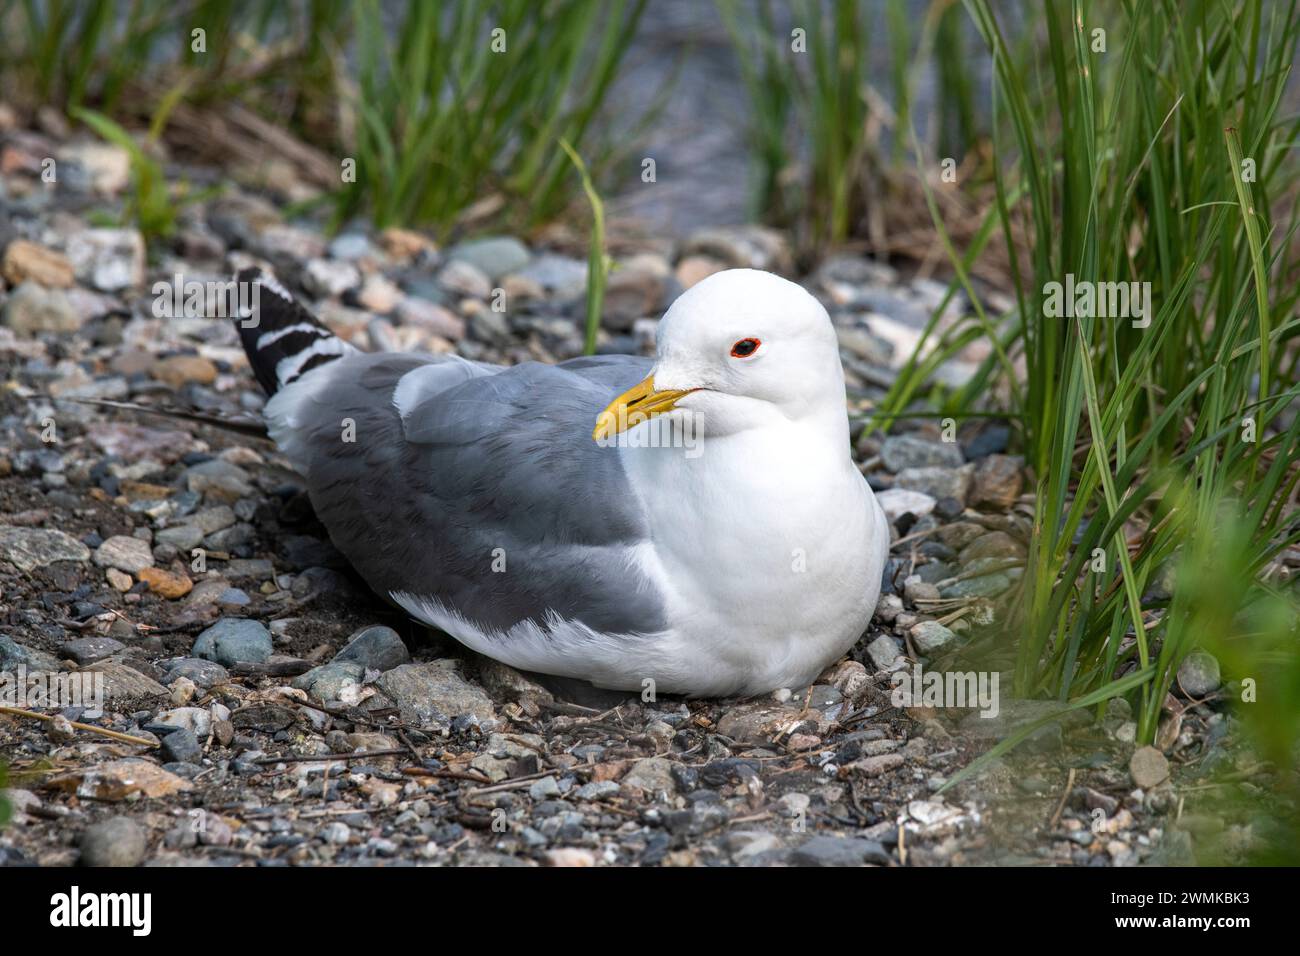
463;763;598;797
255;748;410;764
1048;767;1077;829
0;705;159;747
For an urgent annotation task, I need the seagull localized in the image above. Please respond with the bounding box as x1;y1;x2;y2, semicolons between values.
232;266;889;696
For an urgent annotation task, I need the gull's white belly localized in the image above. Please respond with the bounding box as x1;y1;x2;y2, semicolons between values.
616;426;890;696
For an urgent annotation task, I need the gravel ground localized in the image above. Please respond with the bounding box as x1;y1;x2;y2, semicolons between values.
0;108;1267;868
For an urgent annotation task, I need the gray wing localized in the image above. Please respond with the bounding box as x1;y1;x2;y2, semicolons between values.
266;351;666;636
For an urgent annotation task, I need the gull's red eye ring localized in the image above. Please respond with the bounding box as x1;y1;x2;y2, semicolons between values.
730;337;761;358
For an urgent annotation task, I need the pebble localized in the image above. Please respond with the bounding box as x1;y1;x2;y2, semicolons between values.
79;817;148;867
675;254;727;289
160;727;203;764
866;634;904;671
894;465;972;504
83;660;169;705
969;454;1024;509
876;488;937;522
903;578;941;604
151;354;218;387
138;566;193;598
373;660;496;726
960;531;1024;562
2;239;74;287
790;835;891;867
192;618;274;666
354;272;401;313
1177;651;1221;697
909;620;956;654
437;259;492;298
327;233;374;260
0;525;91;570
292;660;366;702
162;658;230;688
59;636;125;665
544;847;596;867
155;525;204;551
1129;746;1170;789
449;236;531;279
394;296;465;338
185;459;254;501
333;625;411;671
65;227;145;291
575;781;620;801
105;567;133;591
682;225;791;272
48;714;78;744
1;281;80;334
881;434;964;471
621;757;678;798
93;535;155;573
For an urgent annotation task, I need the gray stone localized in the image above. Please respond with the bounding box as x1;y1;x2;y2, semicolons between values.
894;465;973;504
82;660;168;706
327;233;374;261
940;572;1013;599
437;259;492;298
93;535;154;573
0;525;90;571
449;236;531;280
149;707;212;738
903;579;941;604
79;816;147;867
65;227;145;291
372;660;495;726
393;296;465;338
292;659;366;702
791;835;891;867
189;505;237;534
184;459;253;500
162;658;229;689
160;727;202;764
59;636;125;665
0;634;61;672
875;488;936;522
960;531;1025;562
192;618;273;666
682;225;791;272
1;282;80;335
1130;746;1170;789
866;634;904;671
514;254;587;294
1177;651;1221;697
333;625;410;672
969;454;1024;510
621;756;678;797
881;434;964;472
528;776;561;800
909;620;956;654
575;780;620;801
155;525;204;551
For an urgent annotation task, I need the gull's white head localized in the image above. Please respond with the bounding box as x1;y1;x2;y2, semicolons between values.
593;269;848;442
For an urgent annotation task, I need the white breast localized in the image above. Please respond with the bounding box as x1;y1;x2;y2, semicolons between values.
619;422;890;696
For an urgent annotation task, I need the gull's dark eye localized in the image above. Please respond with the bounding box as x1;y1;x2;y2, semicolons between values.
730;337;761;358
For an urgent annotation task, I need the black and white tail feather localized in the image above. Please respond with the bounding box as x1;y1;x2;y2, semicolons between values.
235;267;354;395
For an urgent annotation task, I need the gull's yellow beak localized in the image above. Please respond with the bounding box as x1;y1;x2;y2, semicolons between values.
592;374;693;442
